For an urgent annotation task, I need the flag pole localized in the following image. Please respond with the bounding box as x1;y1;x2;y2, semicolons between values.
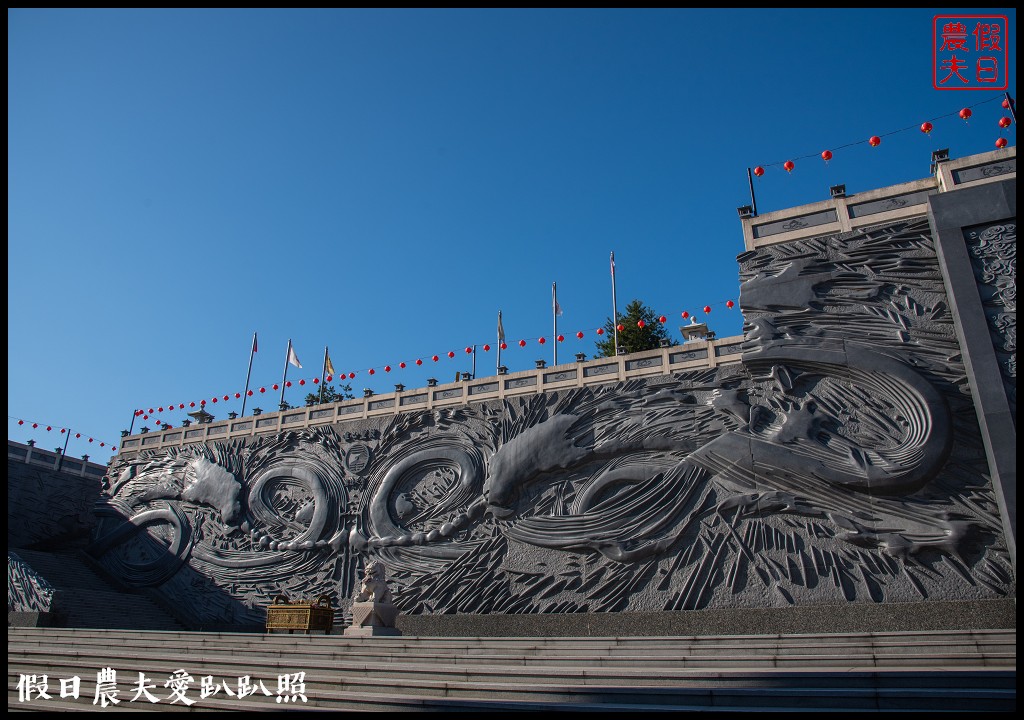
241;331;257;417
610;252;619;355
280;339;292;409
472;344;477;379
319;346;329;405
128;410;137;436
552;282;558;366
496;310;504;373
56;426;71;472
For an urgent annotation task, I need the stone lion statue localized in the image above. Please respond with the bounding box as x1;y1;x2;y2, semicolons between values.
353;561;393;604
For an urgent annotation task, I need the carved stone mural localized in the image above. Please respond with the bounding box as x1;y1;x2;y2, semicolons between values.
90;216;1014;628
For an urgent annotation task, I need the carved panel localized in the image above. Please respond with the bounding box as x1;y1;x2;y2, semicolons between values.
752;209;838;238
369;399;396;411
952;159;1016;185
282;413;305;425
670;349;709;363
207;425;226;436
162;432;183;443
184;429;205;439
121;439;140;448
141;436;161;446
716;344;744;356
505;376;537;389
583;363;618;377
469;382;500;395
625;357;662;371
434;388;464;400
339;404;364;415
308;410;333;420
544;370;577;383
964;220;1016;417
847;190;931;218
256;418;278;428
400;394;428;406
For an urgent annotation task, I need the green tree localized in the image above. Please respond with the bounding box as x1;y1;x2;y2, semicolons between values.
595;299;673;357
305;382;355;406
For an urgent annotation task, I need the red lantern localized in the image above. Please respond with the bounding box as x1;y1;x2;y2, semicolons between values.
577;331;584;339
959;107;972;121
518;339;526;347
753;166;765;177
60;428;65;433
348;373;356;379
399;362;406;369
597;328;605;335
637;320;645;328
447;351;455;358
100;442;105;447
179;404;185;409
703;305;711;314
658;315;666;323
88;438;93;443
500;342;507;350
224;395;230;400
327;375;333;382
148;408;154;414
200;400;206;406
538;337;546;344
76;433;81;438
616;324;624;332
996;138;1008;149
247;390;253;396
155;419;161;425
259;387;266;393
869;136;881;147
998;117;1012;129
32;423;38;428
298;380;305;386
432;355;439;362
1004;98;1012;109
416;359;423;366
313;378;319;384
783;160;795;172
482;345;490;352
272;384;279;390
681;311;689;319
158;407;164;413
384;366;391;373
190;401;196;407
821;150;832;162
284;382;291;388
235;392;241;398
726;300;735;309
921;122;933;134
212;397;218;403
465;347;472;354
367;368;374;375
135;410;142;416
46;426;52;431
556;335;564;342
18;420;24;425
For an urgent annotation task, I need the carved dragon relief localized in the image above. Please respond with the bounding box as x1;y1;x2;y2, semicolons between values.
91;217;1013;626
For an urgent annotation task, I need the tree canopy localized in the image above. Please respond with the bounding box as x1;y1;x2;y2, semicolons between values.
305;382;355;405
595;299;673;357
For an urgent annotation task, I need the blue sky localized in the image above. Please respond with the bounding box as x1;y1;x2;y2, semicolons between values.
8;8;1016;459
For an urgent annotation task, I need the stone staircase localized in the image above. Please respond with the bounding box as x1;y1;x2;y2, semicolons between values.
9;549;185;632
7;627;1015;711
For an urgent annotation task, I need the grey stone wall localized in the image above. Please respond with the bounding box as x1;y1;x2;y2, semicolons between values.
84;195;1015;631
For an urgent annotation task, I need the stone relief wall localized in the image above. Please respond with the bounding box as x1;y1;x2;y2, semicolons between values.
88;216;1014;628
8;457;101;549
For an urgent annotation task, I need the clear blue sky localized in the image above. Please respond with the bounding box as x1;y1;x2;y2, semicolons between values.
8;8;1016;459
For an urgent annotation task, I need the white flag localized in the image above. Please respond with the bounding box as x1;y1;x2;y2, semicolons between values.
553;284;563;317
287;343;302;369
497;311;505;343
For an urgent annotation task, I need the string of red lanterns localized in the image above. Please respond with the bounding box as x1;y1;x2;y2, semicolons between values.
751;94;1012;176
11;417;116;451
131;299;742;414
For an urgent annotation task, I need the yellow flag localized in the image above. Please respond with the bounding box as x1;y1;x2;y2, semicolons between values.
326;354;336;377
